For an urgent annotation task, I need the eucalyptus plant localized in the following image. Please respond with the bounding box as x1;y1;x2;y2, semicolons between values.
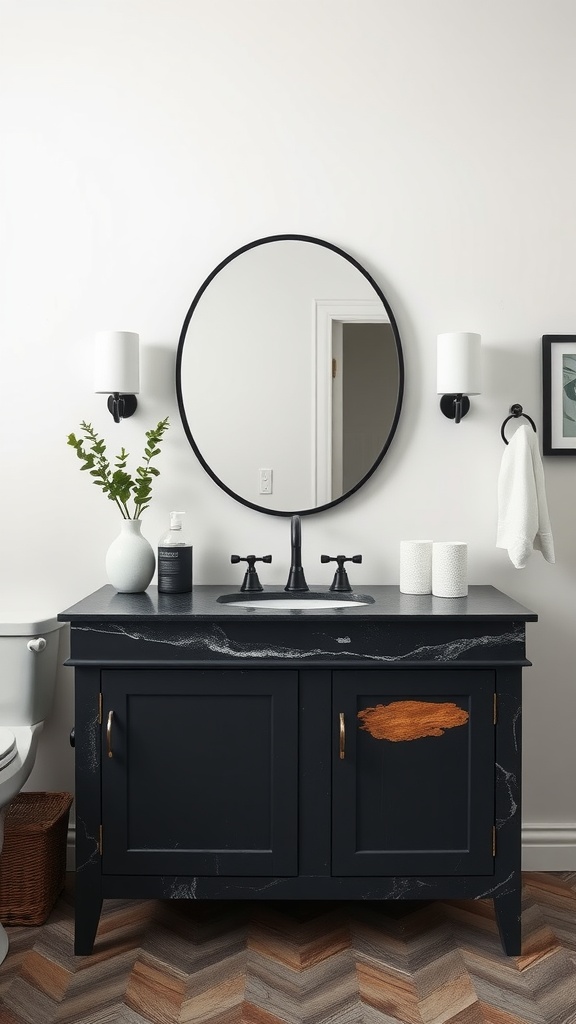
67;417;169;519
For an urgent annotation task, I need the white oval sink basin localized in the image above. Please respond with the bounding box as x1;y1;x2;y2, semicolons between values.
218;592;374;610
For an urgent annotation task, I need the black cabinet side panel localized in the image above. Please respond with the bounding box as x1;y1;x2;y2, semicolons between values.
74;667;103;954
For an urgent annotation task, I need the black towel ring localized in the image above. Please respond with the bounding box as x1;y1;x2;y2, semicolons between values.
501;404;537;444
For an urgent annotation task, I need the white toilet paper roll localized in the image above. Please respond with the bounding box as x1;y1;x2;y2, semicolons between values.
399;540;433;594
432;542;468;598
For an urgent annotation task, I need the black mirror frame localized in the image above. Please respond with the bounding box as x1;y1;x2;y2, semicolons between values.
176;234;405;517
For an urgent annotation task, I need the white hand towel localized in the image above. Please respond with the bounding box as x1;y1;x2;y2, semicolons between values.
496;424;555;568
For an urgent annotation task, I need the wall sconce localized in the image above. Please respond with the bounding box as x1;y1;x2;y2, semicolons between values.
94;331;139;422
437;332;481;423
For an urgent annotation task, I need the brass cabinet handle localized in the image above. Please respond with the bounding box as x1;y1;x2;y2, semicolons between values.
339;712;345;760
106;710;114;759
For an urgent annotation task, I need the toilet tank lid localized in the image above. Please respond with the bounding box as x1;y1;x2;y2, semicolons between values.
0;614;61;635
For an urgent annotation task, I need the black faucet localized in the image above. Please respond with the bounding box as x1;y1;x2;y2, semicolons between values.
284;515;309;592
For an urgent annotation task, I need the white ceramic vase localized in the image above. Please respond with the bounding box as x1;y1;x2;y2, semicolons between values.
105;520;155;593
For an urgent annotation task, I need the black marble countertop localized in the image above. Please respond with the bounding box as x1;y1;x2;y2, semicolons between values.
59;585;537;623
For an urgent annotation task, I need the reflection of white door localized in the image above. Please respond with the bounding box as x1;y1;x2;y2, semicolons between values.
313;300;390;505
331;324;343;498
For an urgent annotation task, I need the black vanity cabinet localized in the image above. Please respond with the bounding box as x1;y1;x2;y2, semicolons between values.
59;585;536;958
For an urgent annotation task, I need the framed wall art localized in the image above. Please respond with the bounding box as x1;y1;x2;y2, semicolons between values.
542;334;576;455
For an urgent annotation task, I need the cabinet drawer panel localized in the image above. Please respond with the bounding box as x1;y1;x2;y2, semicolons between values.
332;670;495;876
101;669;298;876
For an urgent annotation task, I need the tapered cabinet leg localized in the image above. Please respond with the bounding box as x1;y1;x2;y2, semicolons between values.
74;879;103;956
493;884;522;956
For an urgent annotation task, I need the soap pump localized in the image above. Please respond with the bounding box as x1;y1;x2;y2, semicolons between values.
158;511;192;594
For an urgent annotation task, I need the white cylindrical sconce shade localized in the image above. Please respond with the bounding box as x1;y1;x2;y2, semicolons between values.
437;333;481;395
94;331;140;394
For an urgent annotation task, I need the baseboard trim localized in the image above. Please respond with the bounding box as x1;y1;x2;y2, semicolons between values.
521;824;576;871
66;824;576;875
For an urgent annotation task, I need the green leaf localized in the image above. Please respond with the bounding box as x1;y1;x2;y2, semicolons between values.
68;415;169;518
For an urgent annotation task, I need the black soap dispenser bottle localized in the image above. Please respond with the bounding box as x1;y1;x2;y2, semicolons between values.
157;511;193;593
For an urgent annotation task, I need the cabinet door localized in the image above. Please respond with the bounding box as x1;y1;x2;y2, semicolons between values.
332;670;495;876
101;669;298;876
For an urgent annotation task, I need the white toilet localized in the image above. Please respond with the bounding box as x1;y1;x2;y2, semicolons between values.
0;613;62;964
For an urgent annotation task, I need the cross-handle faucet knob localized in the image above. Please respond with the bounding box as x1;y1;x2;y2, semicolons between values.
320;554;362;593
231;554;272;593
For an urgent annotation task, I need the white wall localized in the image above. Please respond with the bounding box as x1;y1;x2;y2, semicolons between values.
1;0;575;869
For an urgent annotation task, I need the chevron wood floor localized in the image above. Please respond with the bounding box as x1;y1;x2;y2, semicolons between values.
0;874;575;1024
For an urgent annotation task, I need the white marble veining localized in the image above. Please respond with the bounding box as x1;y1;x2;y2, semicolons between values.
76;622;524;662
512;706;521;752
476;871;516;899
76;817;99;873
167;878;198;899
496;762;518;829
80;710;100;776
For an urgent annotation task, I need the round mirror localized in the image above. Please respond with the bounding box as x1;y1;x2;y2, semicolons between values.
176;235;404;516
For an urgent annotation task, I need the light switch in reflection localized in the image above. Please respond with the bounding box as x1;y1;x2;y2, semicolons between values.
259;468;273;494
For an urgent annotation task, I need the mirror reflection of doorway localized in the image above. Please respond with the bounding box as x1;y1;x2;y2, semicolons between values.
332;323;396;499
314;300;399;506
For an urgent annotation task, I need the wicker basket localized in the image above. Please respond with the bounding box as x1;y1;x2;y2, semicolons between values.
0;791;73;926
